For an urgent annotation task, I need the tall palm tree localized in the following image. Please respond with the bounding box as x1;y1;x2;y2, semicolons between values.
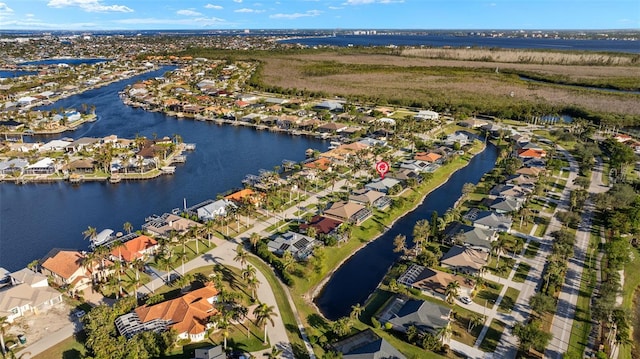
246;277;260;300
468;313;485;332
241;264;257;282
234;247;248;269
412;219;430;254
445;281;460;304
350;303;364;322
492;237;508;268
123;221;133;235
203;220;215;248
177;249;188;276
253;302;278;344
281;251;295;273
82;226;98;247
249;232;261;251
435;325;452;344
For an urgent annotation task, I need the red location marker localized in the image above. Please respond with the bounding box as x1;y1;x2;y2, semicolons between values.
376;161;390;179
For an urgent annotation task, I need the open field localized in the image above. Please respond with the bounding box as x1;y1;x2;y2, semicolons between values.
257;51;640;116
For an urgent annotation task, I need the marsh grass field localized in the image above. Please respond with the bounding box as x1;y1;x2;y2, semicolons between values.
253;49;640;117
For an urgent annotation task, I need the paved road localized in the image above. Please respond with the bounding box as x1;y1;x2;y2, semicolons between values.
545;150;608;359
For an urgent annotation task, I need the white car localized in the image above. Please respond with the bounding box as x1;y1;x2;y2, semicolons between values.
460;296;472;304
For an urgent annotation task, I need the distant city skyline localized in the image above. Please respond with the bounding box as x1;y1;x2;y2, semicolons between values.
0;0;638;31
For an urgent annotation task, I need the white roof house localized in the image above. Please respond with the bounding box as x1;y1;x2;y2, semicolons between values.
414;110;439;121
39;139;71;152
196;199;236;221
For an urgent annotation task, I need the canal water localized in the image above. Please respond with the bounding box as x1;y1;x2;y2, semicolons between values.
316;142;499;320
0;67;328;271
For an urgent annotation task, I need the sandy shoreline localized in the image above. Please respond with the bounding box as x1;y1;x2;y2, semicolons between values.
307;141;488;318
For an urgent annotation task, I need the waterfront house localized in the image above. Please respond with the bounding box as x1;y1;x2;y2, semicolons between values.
303;157;332;171
39;249;97;293
267;231;318;260
489;197;522;214
115;282;219;341
0;158;29;176
377;295;451;335
443;222;498;252
364;177;401;194
39;139;71;152
224;188;264;208
440;245;489;275
0;268;63;323
195;199;236;221
25;158;55;175
397;264;475;300
110;235;158;262
65;137;100;153
142;213;202;238
332;329;406;359
387;168;423;185
444;132;469;146
399;160;437;173
505;174;537;189
323;201;372;225
299;215;344;242
349;189;391;210
517;148;547;159
318;122;348;134
466;209;513;233
65;159;95;174
414;152;442;163
414;110;439;121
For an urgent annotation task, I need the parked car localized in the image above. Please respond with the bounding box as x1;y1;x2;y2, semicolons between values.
460;296;472;304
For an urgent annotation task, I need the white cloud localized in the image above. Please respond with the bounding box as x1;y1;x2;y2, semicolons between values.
233;0;243;3
234;8;264;13
205;4;223;10
47;0;133;13
328;6;343;10
177;9;202;16
26;13;35;17
116;16;228;27
270;9;321;19
0;2;13;14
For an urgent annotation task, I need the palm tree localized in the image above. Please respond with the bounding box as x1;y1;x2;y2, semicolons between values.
412;219;430;254
350;303;364;322
246;276;260;300
204;220;215;247
82;226;98;246
435;325;452;344
281;251;295;273
123;222;133;234
468;313;485;332
253;302;278;344
241;264;257;282
234;247;248;269
492;237;508;268
249;232;261;251
177;249;188;276
445;281;460;304
264;345;283;359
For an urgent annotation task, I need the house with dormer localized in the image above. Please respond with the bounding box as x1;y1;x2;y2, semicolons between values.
0;268;63;323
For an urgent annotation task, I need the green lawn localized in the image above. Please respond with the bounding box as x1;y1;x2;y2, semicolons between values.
478;319;506;352
524;241;541;259
473;280;503;310
498;287;520;313
32;333;86;359
513;262;531;283
534;217;550;237
619;247;640;359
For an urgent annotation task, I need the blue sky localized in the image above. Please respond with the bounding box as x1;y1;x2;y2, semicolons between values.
0;0;638;31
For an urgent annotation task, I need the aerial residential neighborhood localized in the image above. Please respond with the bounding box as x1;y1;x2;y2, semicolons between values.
0;15;639;359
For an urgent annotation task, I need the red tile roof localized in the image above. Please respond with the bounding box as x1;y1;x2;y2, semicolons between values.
110;235;158;262
41;250;85;280
135;283;219;335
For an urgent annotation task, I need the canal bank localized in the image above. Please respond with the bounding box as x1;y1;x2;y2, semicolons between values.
314;141;499;320
0;67;329;272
